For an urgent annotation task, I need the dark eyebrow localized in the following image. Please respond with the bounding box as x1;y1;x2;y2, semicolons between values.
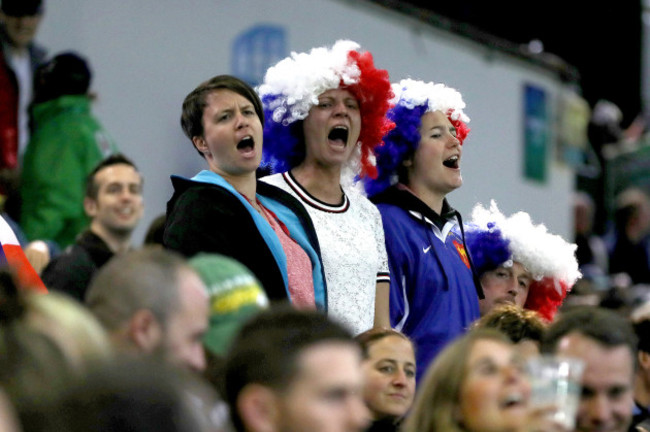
376;359;398;365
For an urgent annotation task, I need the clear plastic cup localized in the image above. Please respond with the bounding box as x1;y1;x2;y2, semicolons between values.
526;355;585;430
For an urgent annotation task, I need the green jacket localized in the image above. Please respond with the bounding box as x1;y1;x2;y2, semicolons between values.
20;95;118;248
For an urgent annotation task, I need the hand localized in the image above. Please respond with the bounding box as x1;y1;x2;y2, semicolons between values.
24;240;51;275
525;405;573;432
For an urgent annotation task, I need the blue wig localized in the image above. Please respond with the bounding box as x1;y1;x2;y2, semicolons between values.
464;222;512;276
364;103;427;197
363;79;470;197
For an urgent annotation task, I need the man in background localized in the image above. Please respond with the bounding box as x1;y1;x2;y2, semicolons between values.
86;247;209;373
224;306;369;432
41;153;144;300
542;306;637;432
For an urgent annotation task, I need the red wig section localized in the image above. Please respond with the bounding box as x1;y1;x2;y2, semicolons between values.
524;277;569;322
344;50;395;179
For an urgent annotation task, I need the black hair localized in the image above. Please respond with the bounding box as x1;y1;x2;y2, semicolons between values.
85;153;140;200
224;306;356;432
1;0;43;16
541;306;637;355
33;52;91;104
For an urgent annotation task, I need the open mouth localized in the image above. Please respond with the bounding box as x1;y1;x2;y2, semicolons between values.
328;126;349;146
443;155;459;169
500;393;525;409
237;136;255;152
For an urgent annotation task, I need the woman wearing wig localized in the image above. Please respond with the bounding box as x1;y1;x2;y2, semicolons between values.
465;201;581;321
258;40;394;334
164;75;326;309
364;78;481;382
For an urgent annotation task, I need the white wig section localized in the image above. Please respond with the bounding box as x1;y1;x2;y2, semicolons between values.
391;78;470;123
257;39;362;125
470;201;581;285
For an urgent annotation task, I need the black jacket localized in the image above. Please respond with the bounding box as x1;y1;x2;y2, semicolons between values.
41;230;114;301
163;175;325;304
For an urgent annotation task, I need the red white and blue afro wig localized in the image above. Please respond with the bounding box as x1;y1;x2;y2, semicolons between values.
257;40;394;179
465;201;581;321
364;78;470;197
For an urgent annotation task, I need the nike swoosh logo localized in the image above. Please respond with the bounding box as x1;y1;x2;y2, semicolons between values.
423;246;431;254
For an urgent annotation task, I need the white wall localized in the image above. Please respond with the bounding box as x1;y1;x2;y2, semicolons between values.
37;0;575;243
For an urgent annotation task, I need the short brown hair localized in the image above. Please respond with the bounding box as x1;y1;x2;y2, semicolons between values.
473;304;546;344
180;75;264;157
85;153;140;200
355;327;414;359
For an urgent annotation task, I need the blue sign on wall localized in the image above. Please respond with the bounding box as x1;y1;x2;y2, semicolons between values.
231;25;287;87
523;84;548;182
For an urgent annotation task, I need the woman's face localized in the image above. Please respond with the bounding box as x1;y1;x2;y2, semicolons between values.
301;88;361;170
192;89;263;177
361;335;416;420
459;339;531;432
406;110;462;199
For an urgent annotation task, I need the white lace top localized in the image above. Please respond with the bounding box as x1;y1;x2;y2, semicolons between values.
263;172;390;335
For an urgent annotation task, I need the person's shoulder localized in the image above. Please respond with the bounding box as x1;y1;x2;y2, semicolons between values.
346;187;383;218
42;243;93;279
257;177;299;203
259;172;285;187
170;176;235;200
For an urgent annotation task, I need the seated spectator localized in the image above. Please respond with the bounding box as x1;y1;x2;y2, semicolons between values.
356;328;416;432
85;247;209;373
541;306;636;432
40;153;144;301
19;357;219;432
402;328;542;432
629;302;650;431
143;213;165;247
472;303;546;359
0;269;111;407
164;74;326;308
0;390;19;432
188;252;269;398
224;306;369;432
0;212;45;292
574;191;609;279
607;187;650;285
465;201;581;321
20;51;118;249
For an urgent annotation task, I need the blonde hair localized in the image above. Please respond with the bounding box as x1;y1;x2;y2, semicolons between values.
27;291;113;367
402;329;511;432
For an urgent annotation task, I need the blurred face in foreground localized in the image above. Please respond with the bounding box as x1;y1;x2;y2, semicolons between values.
274;341;370;432
554;332;634;432
459;339;531;432
161;267;209;373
